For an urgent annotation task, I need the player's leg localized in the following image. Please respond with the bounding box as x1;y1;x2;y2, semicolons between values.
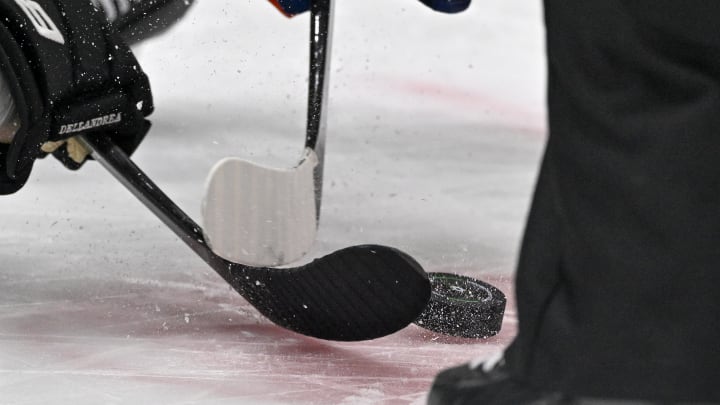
430;0;720;403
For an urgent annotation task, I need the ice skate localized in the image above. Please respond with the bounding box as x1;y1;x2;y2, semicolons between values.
428;354;563;405
428;354;718;405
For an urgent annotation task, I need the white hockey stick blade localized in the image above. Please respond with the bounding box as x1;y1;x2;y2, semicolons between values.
202;148;319;266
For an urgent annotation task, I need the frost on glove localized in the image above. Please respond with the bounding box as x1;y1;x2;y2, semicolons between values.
0;0;153;195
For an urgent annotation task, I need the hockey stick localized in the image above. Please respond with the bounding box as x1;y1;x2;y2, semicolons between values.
201;0;332;267
77;133;431;342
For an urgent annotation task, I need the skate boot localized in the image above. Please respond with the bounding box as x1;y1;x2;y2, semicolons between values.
91;0;195;44
428;353;564;405
428;354;717;404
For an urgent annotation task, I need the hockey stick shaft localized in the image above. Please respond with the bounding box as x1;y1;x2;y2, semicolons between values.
306;0;331;216
78;134;233;281
306;0;330;157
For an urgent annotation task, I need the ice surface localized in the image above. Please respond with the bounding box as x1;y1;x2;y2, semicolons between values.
0;0;545;403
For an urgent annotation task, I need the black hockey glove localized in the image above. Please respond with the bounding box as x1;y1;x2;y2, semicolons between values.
0;0;153;195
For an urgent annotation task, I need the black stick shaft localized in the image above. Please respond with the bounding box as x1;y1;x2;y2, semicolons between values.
306;0;332;218
305;0;331;155
78;134;237;284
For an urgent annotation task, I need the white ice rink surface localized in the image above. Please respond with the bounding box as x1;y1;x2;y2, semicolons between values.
1;1;546;404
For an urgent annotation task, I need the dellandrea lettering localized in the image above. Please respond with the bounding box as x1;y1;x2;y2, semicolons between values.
59;113;123;135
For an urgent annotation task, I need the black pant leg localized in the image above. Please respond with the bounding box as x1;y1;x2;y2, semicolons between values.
505;1;720;402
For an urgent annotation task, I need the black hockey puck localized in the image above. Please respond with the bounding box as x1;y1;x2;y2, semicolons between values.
414;272;506;338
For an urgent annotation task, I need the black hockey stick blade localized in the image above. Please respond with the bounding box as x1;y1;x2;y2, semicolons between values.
78;134;431;341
